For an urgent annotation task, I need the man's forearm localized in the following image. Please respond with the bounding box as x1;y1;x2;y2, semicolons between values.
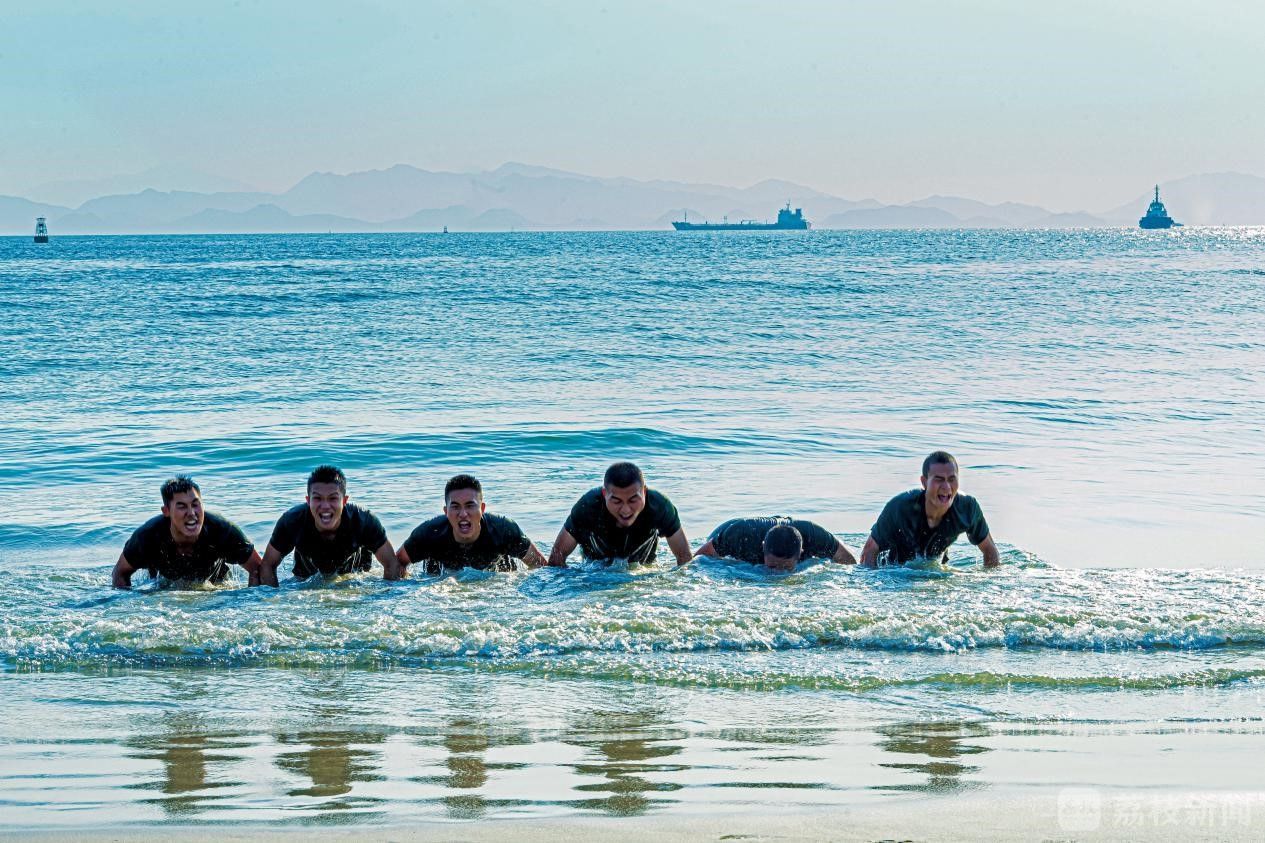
548;530;576;567
859;537;880;568
259;545;282;587
666;530;692;566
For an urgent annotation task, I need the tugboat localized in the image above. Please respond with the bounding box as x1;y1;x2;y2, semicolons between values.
33;217;49;243
1139;185;1177;229
673;203;810;231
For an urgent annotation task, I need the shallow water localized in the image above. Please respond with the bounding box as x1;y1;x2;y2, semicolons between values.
2;230;1264;828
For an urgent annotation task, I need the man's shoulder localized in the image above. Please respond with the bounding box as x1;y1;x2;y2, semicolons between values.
414;513;449;532
482;512;523;534
202;511;246;538
278;503;308;523
789;518;839;554
570;487;604;518
344;502;385;541
409;514;449;541
717;516;771;537
128;514;168;545
711;516;746;536
344;501;375;519
645;488;675;508
881;489;923;515
951;493;984;520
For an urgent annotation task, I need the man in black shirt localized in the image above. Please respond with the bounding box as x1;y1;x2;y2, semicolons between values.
112;475;261;588
695;516;857;571
548;462;692;567
258;465;397;584
860;451;999;569
397;474;546;575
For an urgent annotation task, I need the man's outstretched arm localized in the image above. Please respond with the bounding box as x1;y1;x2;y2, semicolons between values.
977;534;1000;569
831;541;858;565
395;546;414;578
374;540;400;580
858;536;881;568
111;553;139;589
240;548;264;586
258;544;284;587
693;539;717;558
665;529;692;567
521;543;547;569
548;528;577;567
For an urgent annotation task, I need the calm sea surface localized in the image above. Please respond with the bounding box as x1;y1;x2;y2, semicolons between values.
1;230;1264;829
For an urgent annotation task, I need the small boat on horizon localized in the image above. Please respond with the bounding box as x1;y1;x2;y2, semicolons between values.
1139;185;1180;229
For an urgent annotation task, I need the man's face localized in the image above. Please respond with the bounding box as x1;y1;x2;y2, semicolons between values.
921;462;959;512
603;483;646;528
163;490;204;542
307;482;348;533
762;552;799;572
445;488;485;544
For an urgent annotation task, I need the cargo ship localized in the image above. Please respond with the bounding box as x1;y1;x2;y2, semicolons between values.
673;203;810;231
1139;185;1178;229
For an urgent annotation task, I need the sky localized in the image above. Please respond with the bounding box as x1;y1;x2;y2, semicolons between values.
2;0;1262;212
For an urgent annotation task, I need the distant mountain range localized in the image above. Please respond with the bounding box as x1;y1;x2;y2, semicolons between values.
3;166;1264;234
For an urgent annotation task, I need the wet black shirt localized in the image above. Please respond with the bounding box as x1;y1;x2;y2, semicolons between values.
869;490;989;565
402;513;533;573
268;502;387;578
122;512;255;583
708;516;841;564
563;487;681;566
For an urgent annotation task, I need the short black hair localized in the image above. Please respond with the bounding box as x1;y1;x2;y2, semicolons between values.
445;474;482;501
922;451;958;477
763;524;803;561
307;464;347;494
161;475;200;505
603;461;645;489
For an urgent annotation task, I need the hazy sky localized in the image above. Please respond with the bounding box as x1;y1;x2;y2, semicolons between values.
2;0;1262;211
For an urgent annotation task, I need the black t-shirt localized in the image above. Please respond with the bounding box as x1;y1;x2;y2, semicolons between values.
268;502;387;578
869;489;990;565
122;512;255;583
402;513;533;573
563;487;681;566
708;516;841;564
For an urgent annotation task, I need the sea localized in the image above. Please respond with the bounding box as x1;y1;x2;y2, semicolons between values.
1;229;1263;831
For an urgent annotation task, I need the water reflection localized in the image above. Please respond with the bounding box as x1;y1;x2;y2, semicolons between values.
124;713;247;818
874;721;991;793
42;672;1014;826
274;720;386;819
417;718;533;819
562;708;687;816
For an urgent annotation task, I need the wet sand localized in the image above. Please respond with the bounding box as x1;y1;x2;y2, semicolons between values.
8;789;1265;842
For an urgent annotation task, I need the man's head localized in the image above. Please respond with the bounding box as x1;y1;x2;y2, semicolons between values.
602;461;646;528
306;464;348;534
444;474;486;544
161;475;204;541
920;451;960;513
762;524;803;571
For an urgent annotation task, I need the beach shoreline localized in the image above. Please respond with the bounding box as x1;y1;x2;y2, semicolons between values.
6;789;1265;842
